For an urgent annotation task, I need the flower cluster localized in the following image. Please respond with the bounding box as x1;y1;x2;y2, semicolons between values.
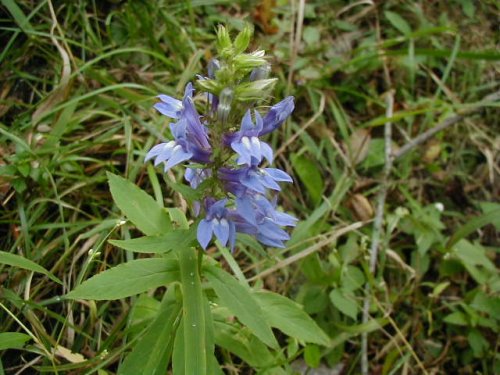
146;25;297;250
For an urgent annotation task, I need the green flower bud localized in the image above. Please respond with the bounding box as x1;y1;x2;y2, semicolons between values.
216;25;232;56
234;24;254;54
235;78;277;101
233;50;267;71
217;87;234;124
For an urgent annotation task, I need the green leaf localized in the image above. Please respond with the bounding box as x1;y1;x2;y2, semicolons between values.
468;329;488;358
213;321;276;368
0;251;62;285
303;26;320;46
329;289;358;319
384;11;412;35
443;311;468;326
66;258;179;300
205;265;278;349
451;240;496;284
291;154;324;205
0;332;31;350
109;230;195;253
107;172;171;236
172;319;185;375
178;248;207;375
119;288;182;375
253;291;330;346
304;344;321;368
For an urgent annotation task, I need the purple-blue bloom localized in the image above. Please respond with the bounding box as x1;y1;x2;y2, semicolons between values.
260;96;295;136
231;110;273;166
219;164;292;195
146;83;211;170
197;199;236;250
145;49;297;251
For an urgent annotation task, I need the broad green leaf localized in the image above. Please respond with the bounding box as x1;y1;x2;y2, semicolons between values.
303;26;320;46
109;230;195;253
66;258;179;300
329;289;358;319
128;295;161;338
0;332;31;350
178;248;207;375
452;240;496;283
253;291;330;346
0;251;62;285
384;11;412;35
443;311;468;326
291;154;324;205
468;329;489;357
205;265;278;349
107;172;171;236
119;288;182;375
213;321;276;368
304;344;321;368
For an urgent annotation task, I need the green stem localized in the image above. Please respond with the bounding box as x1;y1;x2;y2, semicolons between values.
178;247;207;374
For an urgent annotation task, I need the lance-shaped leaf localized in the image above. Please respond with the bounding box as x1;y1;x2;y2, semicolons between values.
0;251;62;284
204;265;278;349
66;258;179;300
107;172;171;236
253;291;330;346
109;229;196;254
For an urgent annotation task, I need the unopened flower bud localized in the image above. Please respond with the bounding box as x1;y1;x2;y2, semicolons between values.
217;87;233;124
250;63;271;81
208;59;220;79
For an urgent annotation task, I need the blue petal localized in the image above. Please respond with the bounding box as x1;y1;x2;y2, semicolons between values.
164;146;192;170
236;197;257;225
209;199;228;217
197;219;213;249
257;234;286;248
154;141;176;165
274;211;298;227
213;218;230;247
241;110;254;132
145;143;168;162
265;168;293;183
232;140;253;166
228;221;236;251
241;173;266;194
260;142;274;164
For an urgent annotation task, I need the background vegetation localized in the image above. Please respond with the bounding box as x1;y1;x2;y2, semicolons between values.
0;0;498;374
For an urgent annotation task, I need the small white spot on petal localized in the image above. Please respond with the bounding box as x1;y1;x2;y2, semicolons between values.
242;137;251;150
220;218;229;228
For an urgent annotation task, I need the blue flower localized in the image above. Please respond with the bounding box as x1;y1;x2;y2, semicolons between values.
234;194;297;248
154;83;194;119
185;167;211;189
146;84;211;170
219;164;292;195
197;199;236;250
260;96;295;136
231;110;273;166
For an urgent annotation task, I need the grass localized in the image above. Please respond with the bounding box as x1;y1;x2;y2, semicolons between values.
1;0;499;374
